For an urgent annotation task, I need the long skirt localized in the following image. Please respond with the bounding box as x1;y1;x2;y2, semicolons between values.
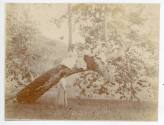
57;86;65;106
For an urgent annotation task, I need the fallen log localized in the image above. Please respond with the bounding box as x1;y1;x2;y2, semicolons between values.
16;65;70;103
16;55;99;103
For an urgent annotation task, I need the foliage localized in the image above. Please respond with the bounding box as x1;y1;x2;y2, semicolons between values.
6;6;39;96
6;4;158;101
69;4;156;101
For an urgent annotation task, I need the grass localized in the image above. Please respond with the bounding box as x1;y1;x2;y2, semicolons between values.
5;98;157;121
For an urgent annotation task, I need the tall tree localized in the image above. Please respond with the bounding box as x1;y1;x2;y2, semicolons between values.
103;5;107;42
68;4;72;51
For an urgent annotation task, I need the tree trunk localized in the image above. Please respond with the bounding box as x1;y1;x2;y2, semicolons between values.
103;5;107;42
68;4;72;51
16;55;99;103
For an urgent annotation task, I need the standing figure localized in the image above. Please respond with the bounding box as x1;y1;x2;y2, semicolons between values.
57;75;68;106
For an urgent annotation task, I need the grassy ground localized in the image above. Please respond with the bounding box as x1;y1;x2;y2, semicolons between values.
5;98;157;121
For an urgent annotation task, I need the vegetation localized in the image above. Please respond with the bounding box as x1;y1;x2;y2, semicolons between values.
6;4;158;101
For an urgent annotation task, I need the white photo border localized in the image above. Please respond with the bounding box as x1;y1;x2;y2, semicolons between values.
0;0;164;125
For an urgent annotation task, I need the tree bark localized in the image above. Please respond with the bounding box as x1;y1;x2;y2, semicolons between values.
16;55;99;103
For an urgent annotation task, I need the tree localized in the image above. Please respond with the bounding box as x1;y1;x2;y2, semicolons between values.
14;4;156;102
69;4;154;101
6;5;37;93
5;5;44;100
68;4;73;51
16;55;99;103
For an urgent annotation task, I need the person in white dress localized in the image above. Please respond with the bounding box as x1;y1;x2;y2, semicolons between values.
57;75;68;106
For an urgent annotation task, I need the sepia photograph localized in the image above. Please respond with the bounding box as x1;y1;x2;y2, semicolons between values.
5;3;159;121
